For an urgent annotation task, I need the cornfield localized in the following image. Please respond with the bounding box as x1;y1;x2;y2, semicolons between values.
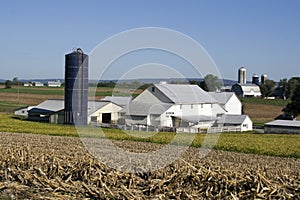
0;132;299;199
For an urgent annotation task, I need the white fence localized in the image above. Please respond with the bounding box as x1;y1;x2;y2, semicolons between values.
207;126;241;133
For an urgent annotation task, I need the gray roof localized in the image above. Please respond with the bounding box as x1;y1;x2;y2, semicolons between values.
217;114;248;125
33;99;64;112
123;101;172;116
265;120;300;128
208;92;235;104
155;83;217;104
236;83;261;93
88;101;110;115
29;99;118;115
101;96;132;107
173;115;217;123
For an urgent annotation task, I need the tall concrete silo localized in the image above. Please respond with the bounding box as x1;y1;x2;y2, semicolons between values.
238;67;246;84
261;74;267;85
64;48;88;125
252;74;259;85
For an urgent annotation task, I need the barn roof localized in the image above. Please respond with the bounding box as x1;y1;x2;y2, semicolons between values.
155;83;217;104
217;114;248;125
101;96;132;107
122;101;172;116
238;84;261;93
208;92;236;104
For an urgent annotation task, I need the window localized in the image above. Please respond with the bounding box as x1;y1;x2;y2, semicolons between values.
191;104;193;109
201;104;203;108
180;104;182;109
91;116;98;122
152;87;155;92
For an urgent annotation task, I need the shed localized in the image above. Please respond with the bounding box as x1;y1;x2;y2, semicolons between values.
214;114;253;132
264;120;300;134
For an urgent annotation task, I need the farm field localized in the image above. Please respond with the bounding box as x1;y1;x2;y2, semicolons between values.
0;114;299;158
0;86;143;113
0;132;299;199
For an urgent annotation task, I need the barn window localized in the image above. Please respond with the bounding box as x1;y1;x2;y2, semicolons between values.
191;104;193;109
152;87;155;92
180;104;182;109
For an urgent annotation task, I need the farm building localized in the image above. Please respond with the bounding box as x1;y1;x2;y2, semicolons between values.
26;99;123;124
208;92;242;115
101;96;132;107
122;82;227;129
209;114;253;132
231;83;262;98
264;120;300;134
33;82;44;87
14;106;35;117
47;80;62;87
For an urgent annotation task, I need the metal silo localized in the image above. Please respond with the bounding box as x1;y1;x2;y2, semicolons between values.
238;67;246;84
252;74;259;85
261;74;267;85
64;48;88;125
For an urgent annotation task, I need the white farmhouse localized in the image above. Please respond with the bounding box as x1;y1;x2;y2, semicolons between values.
122;82;226;129
47;80;61;87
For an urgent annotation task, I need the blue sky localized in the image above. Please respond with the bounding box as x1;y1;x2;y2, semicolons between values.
0;0;299;81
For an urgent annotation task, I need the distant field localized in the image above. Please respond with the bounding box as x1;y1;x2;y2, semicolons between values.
241;98;289;124
0;114;299;158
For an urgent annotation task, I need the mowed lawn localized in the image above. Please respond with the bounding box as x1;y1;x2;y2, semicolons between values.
0;114;299;158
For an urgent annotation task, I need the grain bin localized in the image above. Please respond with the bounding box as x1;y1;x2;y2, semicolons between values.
64;48;88;125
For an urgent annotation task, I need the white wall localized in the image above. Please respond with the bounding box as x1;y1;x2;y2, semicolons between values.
225;95;242;115
88;103;122;124
241;116;253;132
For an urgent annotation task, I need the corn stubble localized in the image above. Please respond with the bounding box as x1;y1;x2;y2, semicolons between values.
0;132;299;199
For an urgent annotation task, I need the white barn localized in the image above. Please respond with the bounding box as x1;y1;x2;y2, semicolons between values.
231;83;262;98
122;83;226;128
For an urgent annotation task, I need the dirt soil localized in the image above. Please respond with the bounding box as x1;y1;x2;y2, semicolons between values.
0;132;299;199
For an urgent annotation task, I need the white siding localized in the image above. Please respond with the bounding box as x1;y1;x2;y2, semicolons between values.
88;103;122;124
241;116;253;132
225;95;242;115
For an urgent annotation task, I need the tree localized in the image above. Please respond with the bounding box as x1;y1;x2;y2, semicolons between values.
283;83;300;117
12;77;19;85
278;78;288;98
204;74;222;92
286;77;300;99
260;79;276;98
4;80;12;89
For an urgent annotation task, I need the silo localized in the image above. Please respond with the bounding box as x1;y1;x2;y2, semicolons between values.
261;74;267;85
252;74;259;85
238;67;246;84
64;48;88;125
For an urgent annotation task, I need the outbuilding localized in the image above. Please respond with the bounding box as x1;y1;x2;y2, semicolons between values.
264;120;300;134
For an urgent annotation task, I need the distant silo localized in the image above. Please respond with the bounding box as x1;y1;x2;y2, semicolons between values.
252;74;259;85
238;67;246;84
64;48;88;125
261;74;267;85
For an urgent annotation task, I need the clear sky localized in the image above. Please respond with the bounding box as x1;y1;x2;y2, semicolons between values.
0;0;299;81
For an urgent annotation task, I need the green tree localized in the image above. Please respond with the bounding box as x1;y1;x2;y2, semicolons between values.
4;80;12;89
12;77;19;85
286;77;300;99
278;78;288;98
260;79;276;98
204;74;222;92
283;83;300;117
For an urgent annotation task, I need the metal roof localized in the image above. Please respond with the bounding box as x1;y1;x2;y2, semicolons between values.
238;84;261;93
265;120;300;128
123;101;172;116
217;114;248;124
28;99;117;115
208;92;235;104
101;96;132;107
173;115;217;123
155;83;217;104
